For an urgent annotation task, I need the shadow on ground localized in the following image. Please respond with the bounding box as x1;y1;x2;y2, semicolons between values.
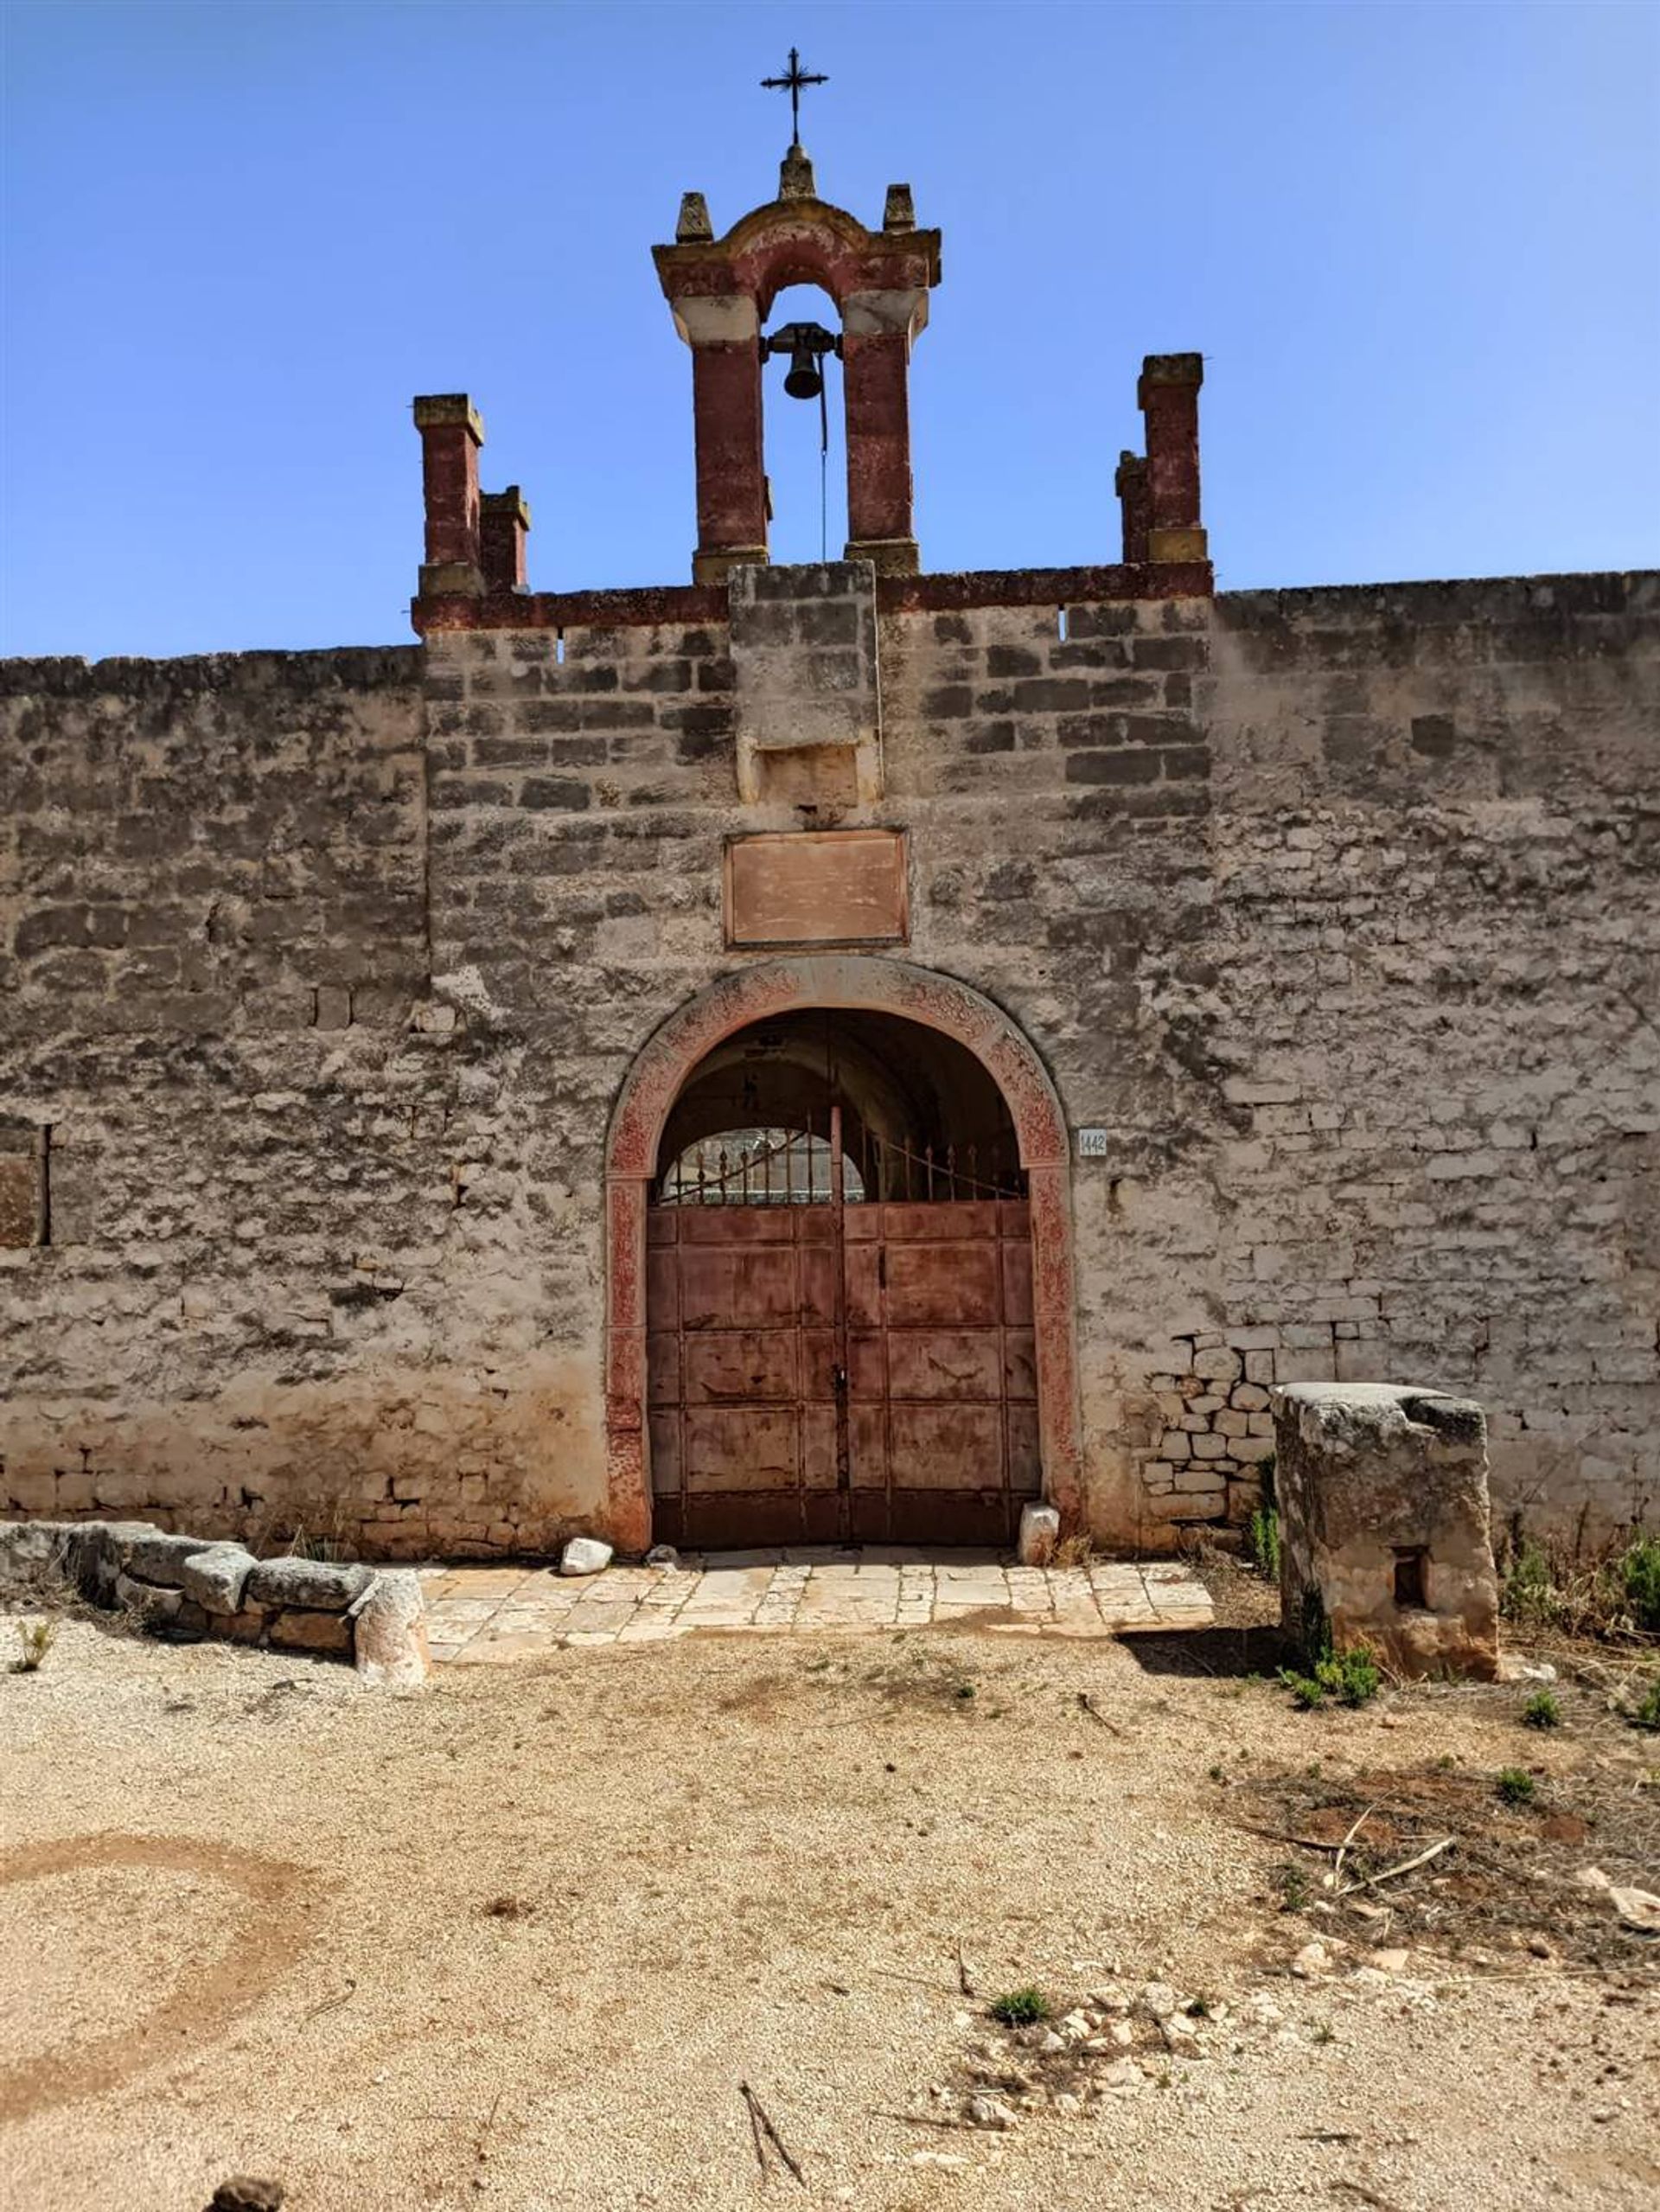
1121;1622;1286;1678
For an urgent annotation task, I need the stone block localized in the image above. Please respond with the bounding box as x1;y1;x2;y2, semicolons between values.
1272;1383;1499;1680
246;1557;374;1612
1016;1501;1060;1566
0;1518;74;1587
560;1536;614;1576
180;1542;257;1614
267;1607;353;1655
124;1530;213;1588
350;1570;431;1691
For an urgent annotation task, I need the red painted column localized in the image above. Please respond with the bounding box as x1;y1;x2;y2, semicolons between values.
604;1175;653;1553
688;336;768;580
412;393;484;595
1114;451;1150;565
842;329;915;563
479;487;531;592
1137;354;1208;564
1025;1161;1085;1530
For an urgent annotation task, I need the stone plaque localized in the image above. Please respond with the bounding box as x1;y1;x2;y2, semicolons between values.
725;829;909;949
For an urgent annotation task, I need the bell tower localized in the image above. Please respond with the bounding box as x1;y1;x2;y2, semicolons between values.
652;56;942;585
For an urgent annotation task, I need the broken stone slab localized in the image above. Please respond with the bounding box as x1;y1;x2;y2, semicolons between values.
245;1557;373;1612
559;1537;613;1577
1608;1886;1660;1935
125;1530;215;1588
266;1608;354;1656
1016;1501;1060;1567
349;1570;431;1691
113;1570;183;1625
179;1543;257;1614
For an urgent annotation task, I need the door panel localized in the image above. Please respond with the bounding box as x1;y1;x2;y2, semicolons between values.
647;1167;1041;1547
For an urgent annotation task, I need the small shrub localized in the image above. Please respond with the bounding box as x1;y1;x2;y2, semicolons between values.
1502;1537;1555;1628
1275;1864;1310;1913
1623;1676;1660;1732
12;1620;58;1673
1617;1537;1660;1634
1280;1646;1381;1710
1497;1768;1537;1807
1522;1690;1562;1730
1311;2021;1336;2046
988;1986;1051;2026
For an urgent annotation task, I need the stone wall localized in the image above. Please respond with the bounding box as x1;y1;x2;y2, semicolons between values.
2;570;1655;1555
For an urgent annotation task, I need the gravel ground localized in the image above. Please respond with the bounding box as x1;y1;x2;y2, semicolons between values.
1;1598;1656;2212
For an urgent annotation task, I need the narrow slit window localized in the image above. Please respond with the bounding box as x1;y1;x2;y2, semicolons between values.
1057;605;1069;641
1393;1546;1428;1608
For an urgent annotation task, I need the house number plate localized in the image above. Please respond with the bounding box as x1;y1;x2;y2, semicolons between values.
1076;1128;1110;1158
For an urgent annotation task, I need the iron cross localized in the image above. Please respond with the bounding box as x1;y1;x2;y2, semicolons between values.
761;48;827;146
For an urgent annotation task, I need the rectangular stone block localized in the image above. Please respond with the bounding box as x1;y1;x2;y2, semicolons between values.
1272;1383;1499;1680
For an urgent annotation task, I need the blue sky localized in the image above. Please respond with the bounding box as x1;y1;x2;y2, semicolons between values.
3;0;1656;658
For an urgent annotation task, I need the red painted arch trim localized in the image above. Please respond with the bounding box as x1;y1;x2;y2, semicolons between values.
602;957;1083;1550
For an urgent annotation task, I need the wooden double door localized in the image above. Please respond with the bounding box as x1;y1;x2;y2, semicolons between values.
647;1124;1039;1549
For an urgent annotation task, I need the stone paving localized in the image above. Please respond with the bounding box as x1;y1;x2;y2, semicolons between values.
418;1549;1214;1664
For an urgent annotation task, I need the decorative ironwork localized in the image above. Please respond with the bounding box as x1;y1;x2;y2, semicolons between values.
761;46;827;146
656;1123;1026;1206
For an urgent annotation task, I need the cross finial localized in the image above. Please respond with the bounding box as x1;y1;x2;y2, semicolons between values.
761;46;827;148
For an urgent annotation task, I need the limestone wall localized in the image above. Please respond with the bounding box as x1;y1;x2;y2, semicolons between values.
2;571;1654;1554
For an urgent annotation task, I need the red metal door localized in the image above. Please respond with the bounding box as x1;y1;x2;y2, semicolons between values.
647;1119;1038;1549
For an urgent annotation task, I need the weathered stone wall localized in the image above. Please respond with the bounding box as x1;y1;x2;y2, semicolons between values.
3;570;1655;1555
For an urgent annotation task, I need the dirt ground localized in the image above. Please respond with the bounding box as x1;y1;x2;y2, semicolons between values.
2;1582;1657;2212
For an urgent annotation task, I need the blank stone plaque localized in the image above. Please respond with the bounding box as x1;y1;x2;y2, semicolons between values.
725;829;909;949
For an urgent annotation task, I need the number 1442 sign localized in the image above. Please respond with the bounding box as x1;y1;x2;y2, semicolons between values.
1076;1128;1110;1159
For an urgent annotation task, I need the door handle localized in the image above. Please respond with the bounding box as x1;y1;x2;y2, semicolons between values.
832;1364;848;1395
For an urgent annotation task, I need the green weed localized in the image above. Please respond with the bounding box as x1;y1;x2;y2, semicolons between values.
1497;1767;1537;1807
1522;1690;1562;1730
987;1986;1051;2026
1280;1646;1382;1710
1243;1502;1280;1581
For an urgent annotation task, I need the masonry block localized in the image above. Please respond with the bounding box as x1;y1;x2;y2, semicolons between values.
1272;1383;1500;1680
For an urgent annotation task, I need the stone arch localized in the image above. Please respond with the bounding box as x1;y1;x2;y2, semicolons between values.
603;956;1082;1551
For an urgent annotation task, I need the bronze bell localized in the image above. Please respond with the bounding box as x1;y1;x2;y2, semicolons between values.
764;319;840;401
783;337;824;401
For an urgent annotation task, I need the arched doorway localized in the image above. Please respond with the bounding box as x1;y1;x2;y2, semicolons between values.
604;959;1082;1553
